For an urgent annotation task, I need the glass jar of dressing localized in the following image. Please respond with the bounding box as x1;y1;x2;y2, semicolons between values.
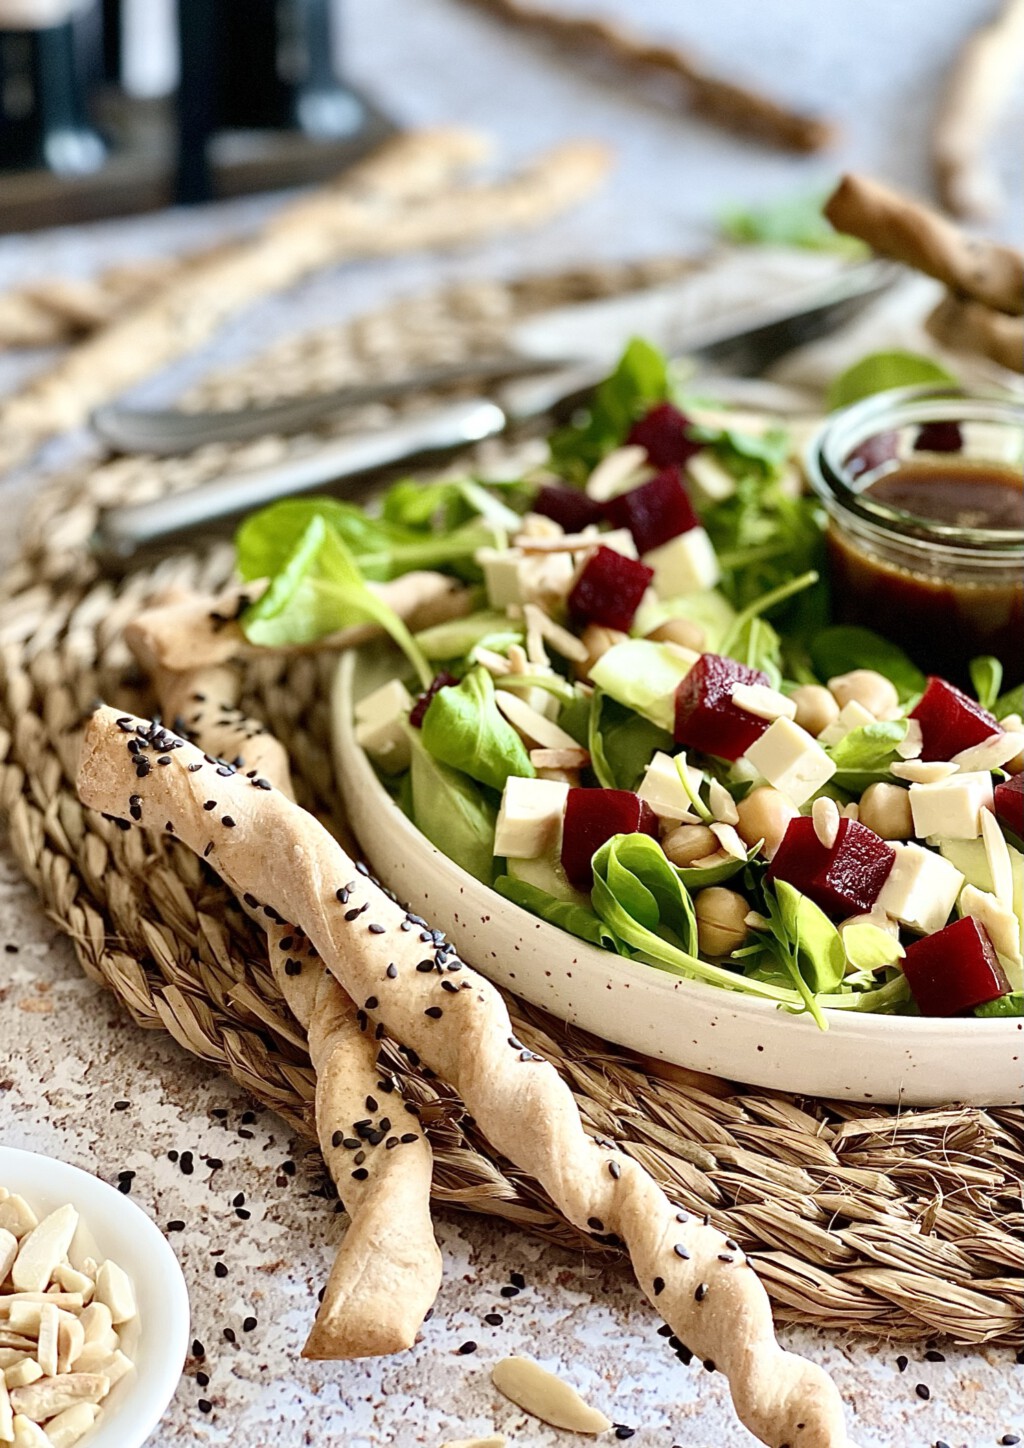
807;386;1024;687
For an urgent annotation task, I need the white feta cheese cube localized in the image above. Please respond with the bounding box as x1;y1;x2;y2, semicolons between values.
478;547;526;610
877;842;964;935
596;527;640;559
743;718;836;807
909;771;994;840
494;776;570;859
817;700;876;747
644;526;720;598
478;547;574;612
637;750;703;822
353;679;413;774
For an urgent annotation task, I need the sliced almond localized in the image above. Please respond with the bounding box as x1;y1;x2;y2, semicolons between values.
708;779;740;826
41;1403;99;1448
92;1264;135;1327
3;1361;42;1391
35;1305;58;1379
953;730;1024;773
4;1308;39;1340
440;1437;506;1448
892;759;959;784
530;747;590;770
11;1208;78;1295
0;1379;12;1443
730;682;796;722
583;444;648;502
76;1305;112;1351
0;1351;30;1372
981;805;1014;907
710;822;747;861
0;1336;35;1355
48;1270;91;1304
55;1315;83;1377
95;1351;131;1390
513;529;601;553
495;690;579;751
0;1297;84;1316
0;1202;37;1244
812;796;841;850
9;1374;109;1422
523;603;589;664
0;1231;18;1285
490;1356;611;1435
11;1414;50;1448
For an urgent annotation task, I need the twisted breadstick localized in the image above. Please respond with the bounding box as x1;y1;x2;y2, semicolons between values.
926;291;1024;374
123;612;441;1358
78;704;850;1448
824;173;1024;316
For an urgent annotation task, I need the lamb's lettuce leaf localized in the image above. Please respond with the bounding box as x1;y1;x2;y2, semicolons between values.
588;640;696;732
414;611;521;661
975;992;1023;1018
407;729;496;883
826;350;955;411
548;337;669;484
827;719;909;790
494;875;631;954
970;656;1004;714
420;666;534;793
589;691;673;791
809;625;926;702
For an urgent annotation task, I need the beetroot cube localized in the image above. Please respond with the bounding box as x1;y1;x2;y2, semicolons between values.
911;676;1001;761
626;402;702;469
567;546;654;632
768;815;895;917
994;773;1024;836
603;467;700;555
534;483;606;533
561;787;658;889
901;916;1010;1016
673;653;771;760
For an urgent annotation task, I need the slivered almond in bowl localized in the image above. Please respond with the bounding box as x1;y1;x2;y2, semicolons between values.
0;1150;189;1448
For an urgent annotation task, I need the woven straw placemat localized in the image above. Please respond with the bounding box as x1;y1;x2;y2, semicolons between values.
1;258;1021;1350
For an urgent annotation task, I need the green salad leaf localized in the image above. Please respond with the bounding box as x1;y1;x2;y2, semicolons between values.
995;682;1024;721
494;875;631;954
414;611;521;661
842;922;904;973
975;992;1024;1018
827;719;909;790
588;639;697;732
548;337;668;484
407;729;496;883
420;666;535;793
240;514;431;685
809;625;926;701
589;691;673;791
970;656;1004;713
826;351;956;411
718;190;868;256
739;881;846;1028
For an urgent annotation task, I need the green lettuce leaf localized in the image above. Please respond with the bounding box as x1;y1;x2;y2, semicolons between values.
970;656;1004;713
548;338;669;484
826;351;956;411
420;666;535;793
588;639;697;732
407;730;496;883
975;992;1023;1018
827;719;909;790
995;682;1024;721
414;611;521;661
239;515;431;685
588;691;673;791
494;875;630;953
809;625;926;702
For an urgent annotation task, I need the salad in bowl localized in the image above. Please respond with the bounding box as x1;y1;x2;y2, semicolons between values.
233;341;1024;1037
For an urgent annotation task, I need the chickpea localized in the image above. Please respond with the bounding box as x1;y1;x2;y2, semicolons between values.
662;822;717;868
695;887;750;957
790;684;840;737
1001;712;1024;774
735;786;799;860
536;767;580;787
858;782;913;840
827;669;900;720
645;617;707;652
574;624;627;681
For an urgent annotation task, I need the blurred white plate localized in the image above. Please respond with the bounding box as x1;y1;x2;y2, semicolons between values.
333;650;1024;1107
0;1146;189;1448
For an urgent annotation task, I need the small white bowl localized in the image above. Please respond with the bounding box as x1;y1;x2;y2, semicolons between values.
333;649;1024;1107
0;1146;189;1448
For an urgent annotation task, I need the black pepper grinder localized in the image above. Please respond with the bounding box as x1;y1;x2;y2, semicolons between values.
0;1;106;173
176;0;366;204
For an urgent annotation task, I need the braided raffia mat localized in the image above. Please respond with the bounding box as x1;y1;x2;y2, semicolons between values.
2;258;1022;1350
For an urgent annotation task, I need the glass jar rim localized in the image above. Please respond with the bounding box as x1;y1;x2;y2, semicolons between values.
806;383;1024;555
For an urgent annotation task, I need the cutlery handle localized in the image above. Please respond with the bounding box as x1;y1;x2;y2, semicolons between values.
92;398;506;564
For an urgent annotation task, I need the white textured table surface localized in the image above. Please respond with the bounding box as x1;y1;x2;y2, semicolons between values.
2;3;1023;1445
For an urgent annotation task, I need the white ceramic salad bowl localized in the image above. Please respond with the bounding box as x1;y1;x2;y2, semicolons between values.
333;649;1024;1108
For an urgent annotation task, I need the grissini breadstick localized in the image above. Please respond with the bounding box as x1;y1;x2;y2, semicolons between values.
824;172;1024;316
78;705;851;1448
926;290;1024;374
0;136;609;474
123;615;443;1359
933;0;1024;220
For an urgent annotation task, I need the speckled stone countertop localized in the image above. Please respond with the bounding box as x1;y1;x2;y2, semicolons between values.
2;2;1023;1444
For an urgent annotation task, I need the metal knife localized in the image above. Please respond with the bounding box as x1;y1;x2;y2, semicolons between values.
91;258;896;567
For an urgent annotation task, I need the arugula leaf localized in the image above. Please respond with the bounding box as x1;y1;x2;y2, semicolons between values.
240;515;432;686
809;625;926;702
826;351;956;411
975;992;1023;1018
702;465;825;617
718;190;868;256
548;338;669;484
686;420;792;473
588;639;697;732
494;875;631;954
588;691;674;791
407;729;496;883
420;666;535;793
970;656;1004;713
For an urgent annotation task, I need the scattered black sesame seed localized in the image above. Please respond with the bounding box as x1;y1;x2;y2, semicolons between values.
457;1341;477;1355
653;1277;665;1296
284;959;302;976
203;800;216;812
351;1167;369;1181
223;1327;236;1343
214;1262;228;1279
676;1344;693;1366
368;923;385;935
613;1426;635;1440
608;1161;621;1180
206;1157;224;1171
242;1316;257;1333
344;903;369;922
674;1244;691;1260
703;1359;716;1373
198;1399;212;1414
925;1349;946;1362
113;1099;130;1111
400;1133;418;1144
484;1312;503;1326
166;1220;186;1233
416;960;435;973
179;1151;194;1175
1001;1436;1021;1445
192;1339;205;1359
718;1253;736;1264
499;1286;520;1299
386;963;398;979
196;1371;209;1388
915;1383;931;1401
695;1283;709;1303
896;1355;909;1373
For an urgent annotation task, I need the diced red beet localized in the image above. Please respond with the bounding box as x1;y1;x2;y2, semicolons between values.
410;671;458;728
561;788;658;889
567;546;654;632
901;915;1010;1016
673;653;771;760
910;676;1001;761
603;467;700;555
994;773;1024;836
626;402;702;469
533;483;606;533
914;420;963;453
844;429;898;478
768;815;895;918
